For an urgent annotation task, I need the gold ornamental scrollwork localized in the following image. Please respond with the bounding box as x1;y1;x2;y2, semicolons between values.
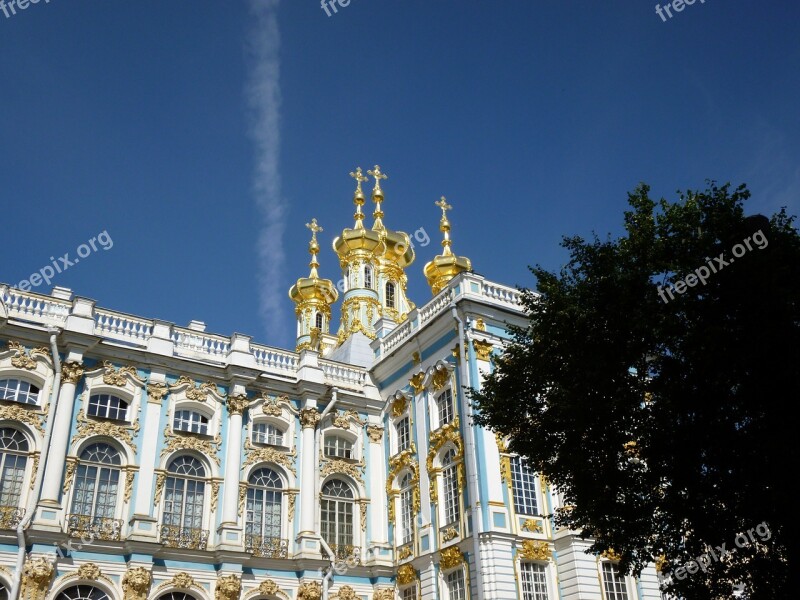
0;403;46;434
287;489;297;522
472;339;493;361
366;424;384;443
172;376;218;402
62;457;78;494
239;482;247;513
359;500;368;532
408;373;425;395
8;341;48;370
426;417;463;502
442;527;458;541
258;580;281;596
61;361;85;384
332;409;364;429
21;556;54;600
431;366;450;391
161;425;221;465
215;575;242;600
373;590;394;600
390;397;407;417
320;457;365;485
439;546;464;570
210;480;221;512
124;469;137;503
122;567;152;600
71;409;139;452
261;393;288;416
300;407;321;429
147;383;169;404
522;518;543;533
297;581;322;600
227;394;250;416
154;471;167;504
519;540;552;561
334;585;357;600
101;361;139;387
242;437;297;475
171;572;196;590
396;564;416;586
76;563;102;581
386;446;420;521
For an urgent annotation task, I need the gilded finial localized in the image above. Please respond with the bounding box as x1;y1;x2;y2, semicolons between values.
305;218;323;278
436;197;454;256
423;196;472;295
349;167;368;229
368;165;388;231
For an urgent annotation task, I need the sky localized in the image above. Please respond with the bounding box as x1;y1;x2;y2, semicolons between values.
1;0;798;350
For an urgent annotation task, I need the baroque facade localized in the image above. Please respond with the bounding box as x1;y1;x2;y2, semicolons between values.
0;167;662;600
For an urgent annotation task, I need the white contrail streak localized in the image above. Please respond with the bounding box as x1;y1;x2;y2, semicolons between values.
245;0;287;343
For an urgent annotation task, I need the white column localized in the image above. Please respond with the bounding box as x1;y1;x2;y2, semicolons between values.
367;423;388;545
39;360;84;505
298;403;320;535
221;394;247;524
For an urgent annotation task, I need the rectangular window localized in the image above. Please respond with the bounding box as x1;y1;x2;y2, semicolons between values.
520;562;549;600
401;587;415;600
437;388;454;426
443;465;460;526
400;486;414;545
601;563;630;600
446;569;466;600
324;436;354;459
88;394;128;421
397;417;410;453
511;456;538;516
0;379;40;405
252;423;284;446
173;410;209;435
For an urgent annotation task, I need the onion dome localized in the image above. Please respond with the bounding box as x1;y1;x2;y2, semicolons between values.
333;167;382;260
367;165;415;268
289;219;338;307
423;197;472;295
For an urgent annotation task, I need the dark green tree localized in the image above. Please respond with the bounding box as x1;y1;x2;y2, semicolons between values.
471;183;798;599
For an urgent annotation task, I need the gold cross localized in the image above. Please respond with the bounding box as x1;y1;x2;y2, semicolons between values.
368;165;388;184
435;196;452;216
349;167;368;193
306;218;323;241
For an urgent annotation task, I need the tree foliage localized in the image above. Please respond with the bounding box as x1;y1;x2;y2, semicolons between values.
470;183;798;599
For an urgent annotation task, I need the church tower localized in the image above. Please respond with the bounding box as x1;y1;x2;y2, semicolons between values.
423;197;472;295
288;219;338;352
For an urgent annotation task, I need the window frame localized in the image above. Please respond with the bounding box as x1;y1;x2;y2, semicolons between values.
0;378;41;406
162;455;208;532
385;281;396;309
510;455;539;517
324;434;355;460
396;416;411;453
320;479;355;550
436;388;455;427
600;562;630;600
69;442;123;521
251;422;285;447
172;409;210;436
519;561;550;600
441;448;461;527
445;568;467;600
0;427;30;509
87;393;129;422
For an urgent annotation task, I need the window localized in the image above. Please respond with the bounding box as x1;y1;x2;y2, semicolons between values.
56;586;110;600
601;563;630;600
437;388;454;426
511;456;538;516
324;435;354;459
157;595;196;600
315;312;324;329
520;562;549;600
442;449;460;526
0;379;39;405
163;456;206;531
446;569;466;600
401;587;415;600
87;394;128;421
0;581;7;600
70;443;122;519
246;468;283;542
386;282;396;309
252;423;284;446
399;473;414;545
0;428;29;508
320;479;354;550
364;265;373;289
173;410;209;435
396;417;410;453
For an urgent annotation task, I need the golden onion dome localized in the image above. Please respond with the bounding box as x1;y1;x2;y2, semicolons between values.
366;165;415;268
423;197;472;295
289;219;338;305
333;167;382;260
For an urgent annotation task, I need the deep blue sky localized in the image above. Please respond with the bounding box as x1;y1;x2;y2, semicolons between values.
2;0;798;350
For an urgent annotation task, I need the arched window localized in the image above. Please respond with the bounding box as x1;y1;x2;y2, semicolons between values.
436;388;454;426
385;282;396;309
252;422;284;447
56;586;110;600
364;265;373;289
315;312;324;330
0;428;29;509
320;479;354;553
510;456;538;516
245;468;285;557
0;580;7;600
88;394;128;421
173;410;209;435
163;456;206;532
396;417;410;453
0;379;40;405
157;594;197;600
442;449;460;527
324;435;354;460
70;443;122;520
399;473;414;545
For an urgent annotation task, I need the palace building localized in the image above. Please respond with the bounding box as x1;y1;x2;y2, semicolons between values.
0;167;662;600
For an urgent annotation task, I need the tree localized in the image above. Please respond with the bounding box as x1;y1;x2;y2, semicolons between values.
470;183;798;599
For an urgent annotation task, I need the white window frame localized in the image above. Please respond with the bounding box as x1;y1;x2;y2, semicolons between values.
445;568;467;600
173;409;210;436
324;434;355;460
511;455;539;517
251;422;285;447
601;562;630;600
520;562;550;600
436;388;455;427
396;417;411;453
0;378;41;406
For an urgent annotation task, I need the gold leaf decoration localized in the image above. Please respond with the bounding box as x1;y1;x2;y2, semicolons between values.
386;447;420;521
300;407;321;428
396;564;416;586
124;470;136;503
0;403;46;434
62;458;78;494
431;367;450;391
390;397;407;417
297;581;322;600
242;437;296;475
147;383;169;404
161;425;220;465
522;519;543;533
442;527;458;541
210;480;221;512
439;546;464;570
519;540;551;561
171;572;196;590
20;556;54;600
122;567;152;600
227;394;250;416
258;580;280;596
76;563;101;581
101;361;139;387
472;339;493;361
61;361;85;384
214;575;241;600
334;586;356;600
373;590;394;600
72;409;139;452
426;417;463;502
366;424;384;443
8;341;48;370
321;457;365;485
409;373;425;395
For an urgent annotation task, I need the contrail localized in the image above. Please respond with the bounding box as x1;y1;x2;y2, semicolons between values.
245;0;287;343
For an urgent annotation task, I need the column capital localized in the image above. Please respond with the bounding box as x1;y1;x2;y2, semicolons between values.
299;407;320;429
226;394;250;416
61;361;85;384
366;424;384;443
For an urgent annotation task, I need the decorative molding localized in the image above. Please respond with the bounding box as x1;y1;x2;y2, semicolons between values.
101;361;141;387
333;585;356;600
332;409;364;429
0;402;46;434
297;581;322;600
20;556;54;600
242;437;297;475
76;563;102;581
431;366;450;391
124;468;137;503
411;351;421;365
258;580;281;596
366;424;384;443
62;457;78;494
397;545;413;559
408;373;425;395
373;590;394;600
472;339;493;361
71;409;139;452
261;393;290;416
227;393;250;416
210;480;221;512
396;564;416;586
161;424;221;465
390;397;407;417
426;417;463;503
287;489;297;522
8;341;49;370
474;318;486;332
300;407;321;429
61;361;85;384
451;344;461;360
522;519;543;533
442;527;458;541
439;546;464;570
215;575;242;600
359;500;368;532
154;471;167;504
519;540;552;561
601;548;622;561
122;567;152;600
386;446;420;521
170;572;196;590
147;383;169;405
321;457;365;485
